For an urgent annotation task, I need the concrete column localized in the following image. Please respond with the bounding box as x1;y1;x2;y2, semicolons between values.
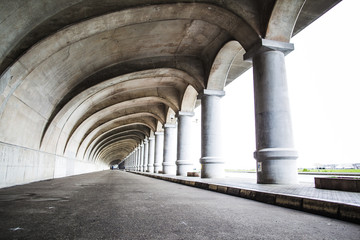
140;142;145;172
147;136;155;172
163;123;177;175
133;148;137;171
132;151;136;171
143;138;149;172
128;154;131;170
200;89;225;178
154;131;164;173
135;147;140;171
176;111;195;176
133;149;136;171
129;152;134;171
245;39;298;184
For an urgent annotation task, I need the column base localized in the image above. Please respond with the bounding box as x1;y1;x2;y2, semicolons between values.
176;160;193;176
255;148;298;184
147;165;154;173
162;162;176;175
154;163;162;173
200;157;224;178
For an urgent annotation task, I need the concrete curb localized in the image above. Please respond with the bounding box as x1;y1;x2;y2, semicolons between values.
129;171;360;224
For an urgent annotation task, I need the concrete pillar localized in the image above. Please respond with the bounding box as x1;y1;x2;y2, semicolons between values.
132;152;135;171
147;136;155;172
163;124;177;175
129;152;134;171
136;147;141;171
140;142;145;172
133;148;137;171
154;131;164;173
245;39;298;184
176;111;195;176
132;151;136;171
143;138;149;172
200;89;225;178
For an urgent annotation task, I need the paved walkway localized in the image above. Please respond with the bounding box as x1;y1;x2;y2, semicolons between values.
0;171;359;240
205;172;360;206
131;171;360;223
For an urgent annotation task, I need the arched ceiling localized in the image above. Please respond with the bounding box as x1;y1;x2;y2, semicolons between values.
0;0;340;166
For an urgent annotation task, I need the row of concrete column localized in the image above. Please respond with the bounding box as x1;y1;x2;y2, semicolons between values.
123;111;201;176
123;39;298;184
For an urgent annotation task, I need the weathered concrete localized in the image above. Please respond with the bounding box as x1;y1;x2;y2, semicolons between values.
176;111;195;176
0;1;342;187
143;138;149;172
147;136;155;172
154;131;164;173
199;90;225;178
246;39;298;184
1;171;359;240
0;142;106;188
163;123;177;175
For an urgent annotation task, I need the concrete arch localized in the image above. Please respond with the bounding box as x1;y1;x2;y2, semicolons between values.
165;108;177;125
89;133;145;163
62;98;173;156
96;140;138;165
181;85;198;112
266;0;306;42
86;130;147;161
0;3;259;116
40;68;198;153
0;2;260;76
83;124;150;161
0;0;341;187
64;113;159;158
73;117;156;159
0;3;259;159
94;139;140;164
155;121;165;132
207;41;246;91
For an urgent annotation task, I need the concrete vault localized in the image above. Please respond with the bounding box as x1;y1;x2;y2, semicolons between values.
0;0;340;187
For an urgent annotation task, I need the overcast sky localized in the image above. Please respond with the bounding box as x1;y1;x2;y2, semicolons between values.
208;0;360;169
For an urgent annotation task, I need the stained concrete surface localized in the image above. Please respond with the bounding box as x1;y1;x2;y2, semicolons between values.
0;170;359;240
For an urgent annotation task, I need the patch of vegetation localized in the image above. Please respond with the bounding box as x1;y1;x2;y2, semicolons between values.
298;169;360;173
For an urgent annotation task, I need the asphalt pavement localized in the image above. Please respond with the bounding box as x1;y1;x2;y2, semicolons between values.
0;170;359;239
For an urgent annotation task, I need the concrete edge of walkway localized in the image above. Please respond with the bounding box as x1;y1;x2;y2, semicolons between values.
128;171;360;224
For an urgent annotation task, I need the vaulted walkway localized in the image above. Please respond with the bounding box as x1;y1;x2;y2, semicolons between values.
0;171;359;240
0;0;343;187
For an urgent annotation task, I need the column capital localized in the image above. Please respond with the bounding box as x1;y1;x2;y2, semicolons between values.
198;89;225;99
148;136;155;141
164;123;176;128
143;138;149;144
155;131;164;136
244;38;294;61
176;111;194;117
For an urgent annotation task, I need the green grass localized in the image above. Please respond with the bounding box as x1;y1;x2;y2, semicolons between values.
226;169;360;173
299;169;360;173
